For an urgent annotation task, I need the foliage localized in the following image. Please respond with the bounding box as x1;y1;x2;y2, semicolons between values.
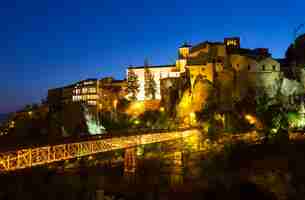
66;103;87;136
136;110;174;130
144;67;157;99
207;118;217;140
256;94;289;142
196;88;217;122
117;98;130;111
127;69;140;100
99;111;131;131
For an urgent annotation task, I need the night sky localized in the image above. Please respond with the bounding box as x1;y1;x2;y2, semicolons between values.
0;0;304;113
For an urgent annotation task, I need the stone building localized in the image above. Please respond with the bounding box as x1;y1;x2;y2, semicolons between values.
98;77;127;112
126;37;281;113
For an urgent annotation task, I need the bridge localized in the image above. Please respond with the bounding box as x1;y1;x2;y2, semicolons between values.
0;129;200;173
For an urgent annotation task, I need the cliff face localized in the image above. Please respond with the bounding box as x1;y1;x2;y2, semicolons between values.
177;77;213;119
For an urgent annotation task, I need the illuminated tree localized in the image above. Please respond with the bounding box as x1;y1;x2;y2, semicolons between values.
256;94;289;142
144;67;157;99
127;69;140;101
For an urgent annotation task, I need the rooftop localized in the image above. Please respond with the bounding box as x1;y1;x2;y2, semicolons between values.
128;64;175;69
190;41;224;53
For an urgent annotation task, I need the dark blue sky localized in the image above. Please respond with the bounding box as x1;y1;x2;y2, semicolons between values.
0;0;304;113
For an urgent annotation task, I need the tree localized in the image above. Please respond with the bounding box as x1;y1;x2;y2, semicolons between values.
144;67;157;99
256;94;289;142
127;69;140;101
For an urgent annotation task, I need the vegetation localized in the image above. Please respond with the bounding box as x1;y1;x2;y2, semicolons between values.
144;67;157;100
256;94;289;142
127;69;140;101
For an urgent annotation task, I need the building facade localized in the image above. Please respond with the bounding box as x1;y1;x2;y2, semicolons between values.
72;79;99;106
48;78;127;112
127;65;179;100
99;77;127;112
126;37;281;103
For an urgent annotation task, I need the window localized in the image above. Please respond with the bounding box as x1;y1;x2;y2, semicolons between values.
262;65;265;71
248;65;251;70
88;100;96;105
89;87;96;93
272;65;276;71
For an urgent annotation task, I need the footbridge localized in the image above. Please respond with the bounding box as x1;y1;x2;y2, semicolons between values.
0;129;200;173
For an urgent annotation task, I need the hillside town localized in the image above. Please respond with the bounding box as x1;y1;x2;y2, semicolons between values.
2;34;305;200
1;35;305;142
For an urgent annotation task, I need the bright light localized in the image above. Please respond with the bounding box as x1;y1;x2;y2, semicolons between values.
134;119;140;125
189;112;197;125
113;99;118;108
160;107;165;112
288;111;305;129
190;112;195;118
271;128;278;133
9;121;15;128
125;101;145;117
28;111;32;116
245;114;256;125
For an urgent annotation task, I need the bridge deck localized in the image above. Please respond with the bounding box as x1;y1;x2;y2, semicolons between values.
0;129;199;173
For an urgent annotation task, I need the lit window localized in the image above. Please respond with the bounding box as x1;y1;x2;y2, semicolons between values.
89;87;96;93
82;88;87;93
88;100;96;105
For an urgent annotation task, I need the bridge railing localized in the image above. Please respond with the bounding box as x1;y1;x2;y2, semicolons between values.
0;129;200;173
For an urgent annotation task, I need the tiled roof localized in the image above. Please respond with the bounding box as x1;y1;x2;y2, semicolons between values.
180;43;192;48
128;64;175;69
190;41;223;53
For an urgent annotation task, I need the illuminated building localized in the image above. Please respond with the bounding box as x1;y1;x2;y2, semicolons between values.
48;77;127;112
47;37;282;116
72;79;99;106
127;37;279;103
127;65;179;100
48;79;98;110
98;77;127;112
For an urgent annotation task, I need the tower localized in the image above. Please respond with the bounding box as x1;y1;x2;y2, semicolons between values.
176;42;191;72
178;42;191;59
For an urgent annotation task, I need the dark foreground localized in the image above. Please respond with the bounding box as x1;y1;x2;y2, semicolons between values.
1;138;305;200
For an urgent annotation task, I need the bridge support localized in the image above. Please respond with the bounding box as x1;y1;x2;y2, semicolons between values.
123;147;137;184
124;147;137;173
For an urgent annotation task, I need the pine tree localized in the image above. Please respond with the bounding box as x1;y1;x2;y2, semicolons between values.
144;67;157;99
127;69;140;100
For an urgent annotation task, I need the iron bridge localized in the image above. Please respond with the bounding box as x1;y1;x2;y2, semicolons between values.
0;129;200;173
